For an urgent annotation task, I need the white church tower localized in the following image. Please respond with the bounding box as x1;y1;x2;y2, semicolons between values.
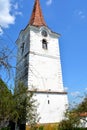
16;0;68;124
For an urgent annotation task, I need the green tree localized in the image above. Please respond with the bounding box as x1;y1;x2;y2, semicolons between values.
75;95;87;127
0;80;39;129
13;82;39;128
58;95;87;130
76;95;87;113
0;78;15;129
58;109;81;130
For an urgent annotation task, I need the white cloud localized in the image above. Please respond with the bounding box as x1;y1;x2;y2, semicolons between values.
15;11;22;16
0;0;22;33
13;2;22;16
78;11;83;15
0;26;3;35
74;10;86;19
64;87;68;91
0;0;15;28
85;88;87;91
78;11;86;19
71;91;80;97
13;3;19;10
46;0;53;6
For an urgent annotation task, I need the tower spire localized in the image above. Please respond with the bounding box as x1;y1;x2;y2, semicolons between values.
29;0;46;27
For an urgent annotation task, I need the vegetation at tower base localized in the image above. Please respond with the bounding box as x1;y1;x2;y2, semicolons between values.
77;95;87;113
0;80;39;130
26;123;59;130
0;78;15;129
58;94;87;130
14;82;40;129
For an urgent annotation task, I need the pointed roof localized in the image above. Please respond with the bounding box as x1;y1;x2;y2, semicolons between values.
29;0;46;27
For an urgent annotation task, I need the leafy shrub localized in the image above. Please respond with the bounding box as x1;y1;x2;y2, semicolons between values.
0;127;10;130
38;126;44;130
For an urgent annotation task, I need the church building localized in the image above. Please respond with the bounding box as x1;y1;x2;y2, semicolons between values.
15;0;68;125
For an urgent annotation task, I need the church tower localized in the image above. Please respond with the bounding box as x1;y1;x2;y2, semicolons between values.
15;0;68;124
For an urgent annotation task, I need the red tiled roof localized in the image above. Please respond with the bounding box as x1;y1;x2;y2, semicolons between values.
29;0;46;27
80;112;87;117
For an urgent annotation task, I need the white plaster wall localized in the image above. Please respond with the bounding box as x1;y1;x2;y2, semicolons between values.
28;54;64;91
30;28;60;58
34;93;68;123
28;27;64;91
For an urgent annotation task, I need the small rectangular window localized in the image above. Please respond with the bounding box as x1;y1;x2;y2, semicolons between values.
48;100;50;104
21;42;25;54
42;39;48;50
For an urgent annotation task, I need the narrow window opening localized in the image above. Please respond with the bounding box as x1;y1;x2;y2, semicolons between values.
42;39;48;50
48;100;50;104
21;42;25;54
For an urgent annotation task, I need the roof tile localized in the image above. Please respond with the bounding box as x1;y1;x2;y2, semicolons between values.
29;0;46;27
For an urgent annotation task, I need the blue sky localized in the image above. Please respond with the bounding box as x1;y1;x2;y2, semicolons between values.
0;0;87;103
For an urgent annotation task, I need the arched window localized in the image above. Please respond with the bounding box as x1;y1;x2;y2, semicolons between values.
42;39;48;50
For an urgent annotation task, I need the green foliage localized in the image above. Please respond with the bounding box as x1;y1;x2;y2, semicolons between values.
76;95;87;113
14;82;39;127
58;109;81;130
58;119;72;130
13;82;27;124
0;80;39;129
58;95;87;130
0;127;10;130
38;126;44;130
37;124;58;130
0;78;15;128
58;128;87;130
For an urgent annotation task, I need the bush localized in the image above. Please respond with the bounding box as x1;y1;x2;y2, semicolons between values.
38;126;44;130
58;127;87;130
58;119;73;130
0;127;10;130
